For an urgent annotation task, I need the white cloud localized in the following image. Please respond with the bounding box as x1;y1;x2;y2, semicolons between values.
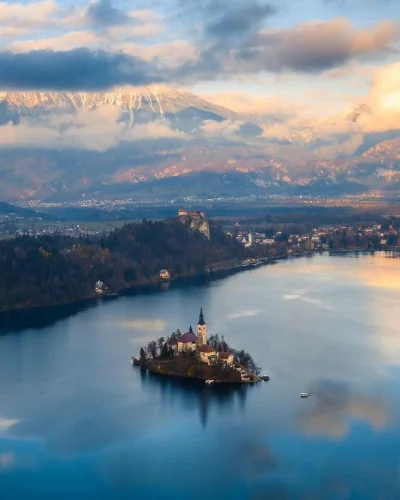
0;0;57;27
0;106;125;151
0;108;187;151
9;31;102;52
200;119;243;139
127;119;188;140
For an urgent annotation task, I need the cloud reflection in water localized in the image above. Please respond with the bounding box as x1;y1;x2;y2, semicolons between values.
299;380;387;438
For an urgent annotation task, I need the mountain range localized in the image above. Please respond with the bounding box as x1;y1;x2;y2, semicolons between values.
0;86;399;203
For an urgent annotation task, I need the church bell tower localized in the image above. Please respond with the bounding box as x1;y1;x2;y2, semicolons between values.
197;307;207;346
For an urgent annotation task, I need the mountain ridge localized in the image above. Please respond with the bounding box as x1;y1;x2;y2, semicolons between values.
0;86;399;202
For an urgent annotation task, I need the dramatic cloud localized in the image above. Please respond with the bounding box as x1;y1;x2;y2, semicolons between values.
0;48;164;90
180;19;399;80
85;0;128;28
203;1;276;40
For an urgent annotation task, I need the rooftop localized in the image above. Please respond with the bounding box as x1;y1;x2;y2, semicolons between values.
198;345;215;353
179;331;197;343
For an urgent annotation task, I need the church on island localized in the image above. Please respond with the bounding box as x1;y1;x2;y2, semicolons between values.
168;308;234;366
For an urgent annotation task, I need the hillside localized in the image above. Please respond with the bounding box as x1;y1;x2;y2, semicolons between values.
0;201;44;217
0;216;244;312
0;86;399;202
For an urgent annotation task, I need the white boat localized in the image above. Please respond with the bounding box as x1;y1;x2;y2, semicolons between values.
205;380;214;384
301;393;310;398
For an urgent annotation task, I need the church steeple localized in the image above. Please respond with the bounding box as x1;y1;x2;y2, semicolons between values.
197;307;207;346
189;325;193;333
198;307;206;326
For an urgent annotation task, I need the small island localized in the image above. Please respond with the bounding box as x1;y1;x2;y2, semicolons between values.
133;308;263;384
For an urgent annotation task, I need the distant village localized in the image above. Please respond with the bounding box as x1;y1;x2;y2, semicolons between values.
229;223;400;253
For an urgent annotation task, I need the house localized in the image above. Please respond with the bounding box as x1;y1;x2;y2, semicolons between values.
197;344;217;364
219;352;234;365
159;269;171;280
95;280;105;294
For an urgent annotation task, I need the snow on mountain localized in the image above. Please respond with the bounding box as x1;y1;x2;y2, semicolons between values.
0;86;238;119
0;86;399;202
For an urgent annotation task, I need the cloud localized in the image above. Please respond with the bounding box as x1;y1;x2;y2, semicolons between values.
0;107;187;151
178;0;276;39
0;0;57;29
86;0;128;28
200;119;243;139
360;61;400;132
128;120;188;140
180;19;399;80
9;31;102;52
200;91;296;119
120;40;196;65
256;19;399;73
0;106;126;151
203;1;276;40
0;48;164;90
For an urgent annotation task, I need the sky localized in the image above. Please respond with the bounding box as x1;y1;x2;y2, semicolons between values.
0;0;399;137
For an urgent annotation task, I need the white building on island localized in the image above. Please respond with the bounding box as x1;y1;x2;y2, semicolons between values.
168;308;234;365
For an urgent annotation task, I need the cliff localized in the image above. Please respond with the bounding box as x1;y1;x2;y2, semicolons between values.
178;211;211;240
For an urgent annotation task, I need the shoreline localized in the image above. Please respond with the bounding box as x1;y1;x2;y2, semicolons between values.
0;248;394;317
0;256;276;316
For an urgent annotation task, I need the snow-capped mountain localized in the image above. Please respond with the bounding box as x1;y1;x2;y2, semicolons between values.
0;86;238;126
0;86;399;202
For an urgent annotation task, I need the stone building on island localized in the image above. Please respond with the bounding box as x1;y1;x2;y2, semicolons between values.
169;308;233;366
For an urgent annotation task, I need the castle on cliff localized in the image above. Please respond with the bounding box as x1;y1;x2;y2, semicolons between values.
169;308;233;365
177;209;210;240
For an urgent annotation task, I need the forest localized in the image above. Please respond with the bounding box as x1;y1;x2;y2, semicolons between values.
0;217;245;312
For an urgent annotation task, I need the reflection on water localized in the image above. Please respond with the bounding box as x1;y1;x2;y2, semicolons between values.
299;380;387;438
0;253;399;499
141;369;251;428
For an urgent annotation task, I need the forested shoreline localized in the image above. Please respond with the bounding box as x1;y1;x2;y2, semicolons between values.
0;217;245;312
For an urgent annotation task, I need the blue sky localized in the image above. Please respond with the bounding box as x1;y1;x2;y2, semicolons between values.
0;0;399;119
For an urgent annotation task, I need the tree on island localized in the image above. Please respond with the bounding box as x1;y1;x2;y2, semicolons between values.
139;347;146;362
147;340;158;359
157;337;165;353
208;334;261;374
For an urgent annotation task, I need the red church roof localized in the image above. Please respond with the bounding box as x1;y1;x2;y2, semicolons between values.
198;345;215;353
219;352;232;359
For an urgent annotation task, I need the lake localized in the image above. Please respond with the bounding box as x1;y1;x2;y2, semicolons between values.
0;252;399;500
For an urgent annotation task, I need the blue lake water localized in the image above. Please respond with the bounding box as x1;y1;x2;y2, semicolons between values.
0;253;399;499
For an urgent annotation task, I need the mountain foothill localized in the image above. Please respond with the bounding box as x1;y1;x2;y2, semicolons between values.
0;86;399;203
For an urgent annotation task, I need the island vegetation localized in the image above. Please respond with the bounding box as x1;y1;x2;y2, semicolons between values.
135;330;262;384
